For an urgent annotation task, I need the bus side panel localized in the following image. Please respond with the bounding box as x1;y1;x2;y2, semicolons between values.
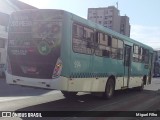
130;62;149;87
92;56;124;76
131;62;146;77
60;12;72;78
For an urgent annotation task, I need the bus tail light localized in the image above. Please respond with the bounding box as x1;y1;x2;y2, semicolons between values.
52;58;62;78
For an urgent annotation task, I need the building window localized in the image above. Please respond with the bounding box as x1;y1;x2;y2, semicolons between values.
105;10;108;14
0;38;5;48
110;9;113;13
104;21;107;24
88;10;92;13
0;53;1;63
108;16;112;19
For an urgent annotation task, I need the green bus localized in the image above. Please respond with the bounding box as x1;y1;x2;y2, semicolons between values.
6;9;154;99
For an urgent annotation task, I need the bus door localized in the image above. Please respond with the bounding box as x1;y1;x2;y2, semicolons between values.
123;45;131;88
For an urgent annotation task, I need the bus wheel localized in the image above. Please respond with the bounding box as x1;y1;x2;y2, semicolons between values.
103;78;115;99
61;91;77;98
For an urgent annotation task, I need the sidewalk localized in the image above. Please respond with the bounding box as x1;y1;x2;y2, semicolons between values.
144;78;160;91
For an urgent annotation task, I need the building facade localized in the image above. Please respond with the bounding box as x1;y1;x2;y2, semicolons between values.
0;0;37;42
88;6;130;37
0;0;36;76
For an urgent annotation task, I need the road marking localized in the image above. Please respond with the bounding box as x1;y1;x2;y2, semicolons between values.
0;96;31;102
0;90;60;103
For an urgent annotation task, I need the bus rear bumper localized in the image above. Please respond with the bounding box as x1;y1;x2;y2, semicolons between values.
5;73;68;90
5;73;108;92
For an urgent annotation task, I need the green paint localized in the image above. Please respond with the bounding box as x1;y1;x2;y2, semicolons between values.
37;41;51;55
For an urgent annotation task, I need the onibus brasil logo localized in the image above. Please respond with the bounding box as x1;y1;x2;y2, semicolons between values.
1;112;42;118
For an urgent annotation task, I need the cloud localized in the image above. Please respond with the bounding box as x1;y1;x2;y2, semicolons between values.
130;25;160;50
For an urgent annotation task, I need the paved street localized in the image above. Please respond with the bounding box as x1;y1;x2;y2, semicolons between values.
0;77;160;120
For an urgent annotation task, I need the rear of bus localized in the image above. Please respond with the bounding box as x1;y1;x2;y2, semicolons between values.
6;10;65;89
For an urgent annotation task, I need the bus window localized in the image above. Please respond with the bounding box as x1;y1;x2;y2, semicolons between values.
72;23;94;55
84;27;93;41
133;44;139;62
94;33;124;59
144;49;149;64
117;40;123;59
112;37;118;59
73;24;77;36
95;32;111;57
139;47;143;62
108;35;112;46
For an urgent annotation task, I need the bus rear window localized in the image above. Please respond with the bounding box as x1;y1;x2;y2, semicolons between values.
9;10;63;33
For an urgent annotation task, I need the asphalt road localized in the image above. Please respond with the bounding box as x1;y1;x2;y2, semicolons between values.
0;78;160;120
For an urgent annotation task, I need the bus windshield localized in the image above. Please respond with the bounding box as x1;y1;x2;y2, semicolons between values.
8;10;62;79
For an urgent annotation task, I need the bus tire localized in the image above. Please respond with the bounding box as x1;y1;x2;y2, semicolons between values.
61;91;77;98
103;78;115;99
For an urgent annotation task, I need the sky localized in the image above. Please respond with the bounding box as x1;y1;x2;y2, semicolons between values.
19;0;160;50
